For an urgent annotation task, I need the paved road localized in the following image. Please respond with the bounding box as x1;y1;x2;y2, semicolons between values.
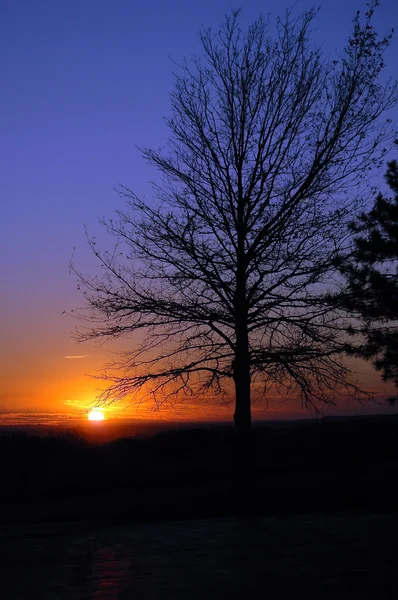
1;512;397;599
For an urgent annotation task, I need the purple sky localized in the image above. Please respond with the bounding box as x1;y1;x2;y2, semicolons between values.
1;0;397;420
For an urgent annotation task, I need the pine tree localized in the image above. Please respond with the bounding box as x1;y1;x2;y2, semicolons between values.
337;157;398;403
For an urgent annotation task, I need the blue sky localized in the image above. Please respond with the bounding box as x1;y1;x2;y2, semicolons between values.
1;0;397;419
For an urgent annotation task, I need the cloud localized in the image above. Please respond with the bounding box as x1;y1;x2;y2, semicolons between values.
64;355;90;359
0;412;80;426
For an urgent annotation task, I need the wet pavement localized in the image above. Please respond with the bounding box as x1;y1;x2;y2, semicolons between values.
1;511;397;599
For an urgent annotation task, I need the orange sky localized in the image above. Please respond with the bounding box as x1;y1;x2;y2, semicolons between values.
0;261;396;426
1;307;396;427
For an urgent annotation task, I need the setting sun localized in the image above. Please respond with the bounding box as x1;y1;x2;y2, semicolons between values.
88;409;104;421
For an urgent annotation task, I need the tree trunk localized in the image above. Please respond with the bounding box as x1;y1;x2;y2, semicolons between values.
233;298;254;513
233;181;254;512
233;319;251;434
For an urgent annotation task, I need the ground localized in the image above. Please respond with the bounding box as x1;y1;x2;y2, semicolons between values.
1;511;397;599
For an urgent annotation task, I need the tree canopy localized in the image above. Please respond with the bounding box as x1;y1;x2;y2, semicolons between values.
72;2;397;427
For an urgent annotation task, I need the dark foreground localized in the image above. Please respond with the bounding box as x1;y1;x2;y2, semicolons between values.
1;416;397;597
1;511;397;599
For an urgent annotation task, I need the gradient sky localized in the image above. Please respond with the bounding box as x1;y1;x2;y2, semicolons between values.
1;0;398;425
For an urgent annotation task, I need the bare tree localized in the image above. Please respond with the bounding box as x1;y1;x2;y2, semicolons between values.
72;3;397;444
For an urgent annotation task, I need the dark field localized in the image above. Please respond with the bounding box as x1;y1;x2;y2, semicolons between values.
1;415;397;598
1;512;397;599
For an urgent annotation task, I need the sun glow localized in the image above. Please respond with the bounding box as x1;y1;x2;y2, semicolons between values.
88;409;104;421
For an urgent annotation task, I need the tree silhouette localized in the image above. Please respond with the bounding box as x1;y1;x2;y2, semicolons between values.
333;157;398;403
72;3;397;443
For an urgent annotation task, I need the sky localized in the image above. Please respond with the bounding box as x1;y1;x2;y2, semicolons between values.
1;0;398;426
